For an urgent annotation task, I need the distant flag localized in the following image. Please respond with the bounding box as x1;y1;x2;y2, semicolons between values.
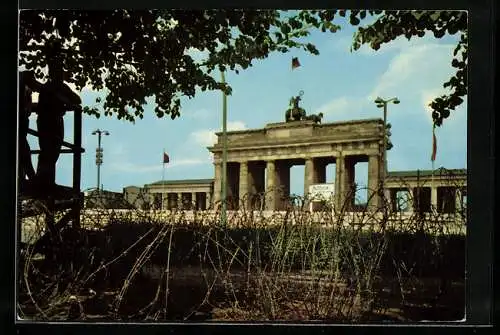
431;124;437;162
291;57;301;70
163;152;170;164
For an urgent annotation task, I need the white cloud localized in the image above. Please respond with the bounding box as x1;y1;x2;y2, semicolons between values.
314;97;371;122
357;34;435;56
315;97;350;117
227;121;247;131
191;129;218;147
190;120;247;147
368;43;455;101
169;158;208;167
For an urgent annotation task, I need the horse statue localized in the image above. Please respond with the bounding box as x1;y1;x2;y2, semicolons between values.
304;112;324;124
285;91;306;122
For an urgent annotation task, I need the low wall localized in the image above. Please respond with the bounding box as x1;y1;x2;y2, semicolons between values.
76;209;466;234
20;209;466;244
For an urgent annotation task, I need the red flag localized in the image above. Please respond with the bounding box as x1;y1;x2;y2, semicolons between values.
291;57;301;70
163;152;170;164
431;125;437;162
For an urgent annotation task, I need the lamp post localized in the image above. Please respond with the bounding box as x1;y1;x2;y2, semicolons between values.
220;70;228;227
92;129;110;192
374;96;400;182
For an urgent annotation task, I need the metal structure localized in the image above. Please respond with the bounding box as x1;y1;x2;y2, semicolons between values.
220;70;228;226
91;129;109;192
374;96;400;182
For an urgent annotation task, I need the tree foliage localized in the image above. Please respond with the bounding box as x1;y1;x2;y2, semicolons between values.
346;10;467;127
20;10;466;126
19;10;338;122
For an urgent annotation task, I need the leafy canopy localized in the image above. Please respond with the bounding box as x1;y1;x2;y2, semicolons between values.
345;10;467;127
19;10;338;122
20;10;466;127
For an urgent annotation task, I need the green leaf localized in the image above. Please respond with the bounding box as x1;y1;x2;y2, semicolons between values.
280;24;291;34
430;11;441;21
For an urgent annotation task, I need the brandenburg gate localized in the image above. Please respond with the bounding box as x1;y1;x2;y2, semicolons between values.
208;118;386;211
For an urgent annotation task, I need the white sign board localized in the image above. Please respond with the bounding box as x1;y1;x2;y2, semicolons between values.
308;183;335;202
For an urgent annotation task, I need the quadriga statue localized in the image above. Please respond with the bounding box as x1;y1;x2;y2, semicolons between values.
284;91;323;124
285;91;306;122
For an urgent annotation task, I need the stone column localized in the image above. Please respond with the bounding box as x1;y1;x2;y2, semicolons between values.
205;191;211;210
248;162;265;211
390;189;397;212
304;158;314;198
247;163;257;210
177;192;183;209
266;160;276;211
335;155;344;209
384;188;391;210
367;154;381;209
431;186;438;212
239;161;248;210
406;188;414;212
454;188;461;213
276;161;290;210
344;157;356;211
213;162;222;207
191;192;197;210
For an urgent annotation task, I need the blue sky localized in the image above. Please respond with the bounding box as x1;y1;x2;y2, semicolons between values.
26;15;467;196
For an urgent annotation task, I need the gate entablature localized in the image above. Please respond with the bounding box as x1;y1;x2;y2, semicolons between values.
208;118;386;211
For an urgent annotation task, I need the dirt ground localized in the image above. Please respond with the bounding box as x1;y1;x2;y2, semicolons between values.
18;262;464;322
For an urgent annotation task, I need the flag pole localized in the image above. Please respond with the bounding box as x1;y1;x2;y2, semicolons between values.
162;148;166;210
431;124;436;212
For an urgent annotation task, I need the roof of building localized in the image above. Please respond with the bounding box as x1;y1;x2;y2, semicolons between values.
387;167;467;178
147;178;214;186
123;185;142;189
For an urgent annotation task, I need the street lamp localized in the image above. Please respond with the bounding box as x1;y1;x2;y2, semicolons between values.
91;129;110;192
374;96;400;181
220;70;228;227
